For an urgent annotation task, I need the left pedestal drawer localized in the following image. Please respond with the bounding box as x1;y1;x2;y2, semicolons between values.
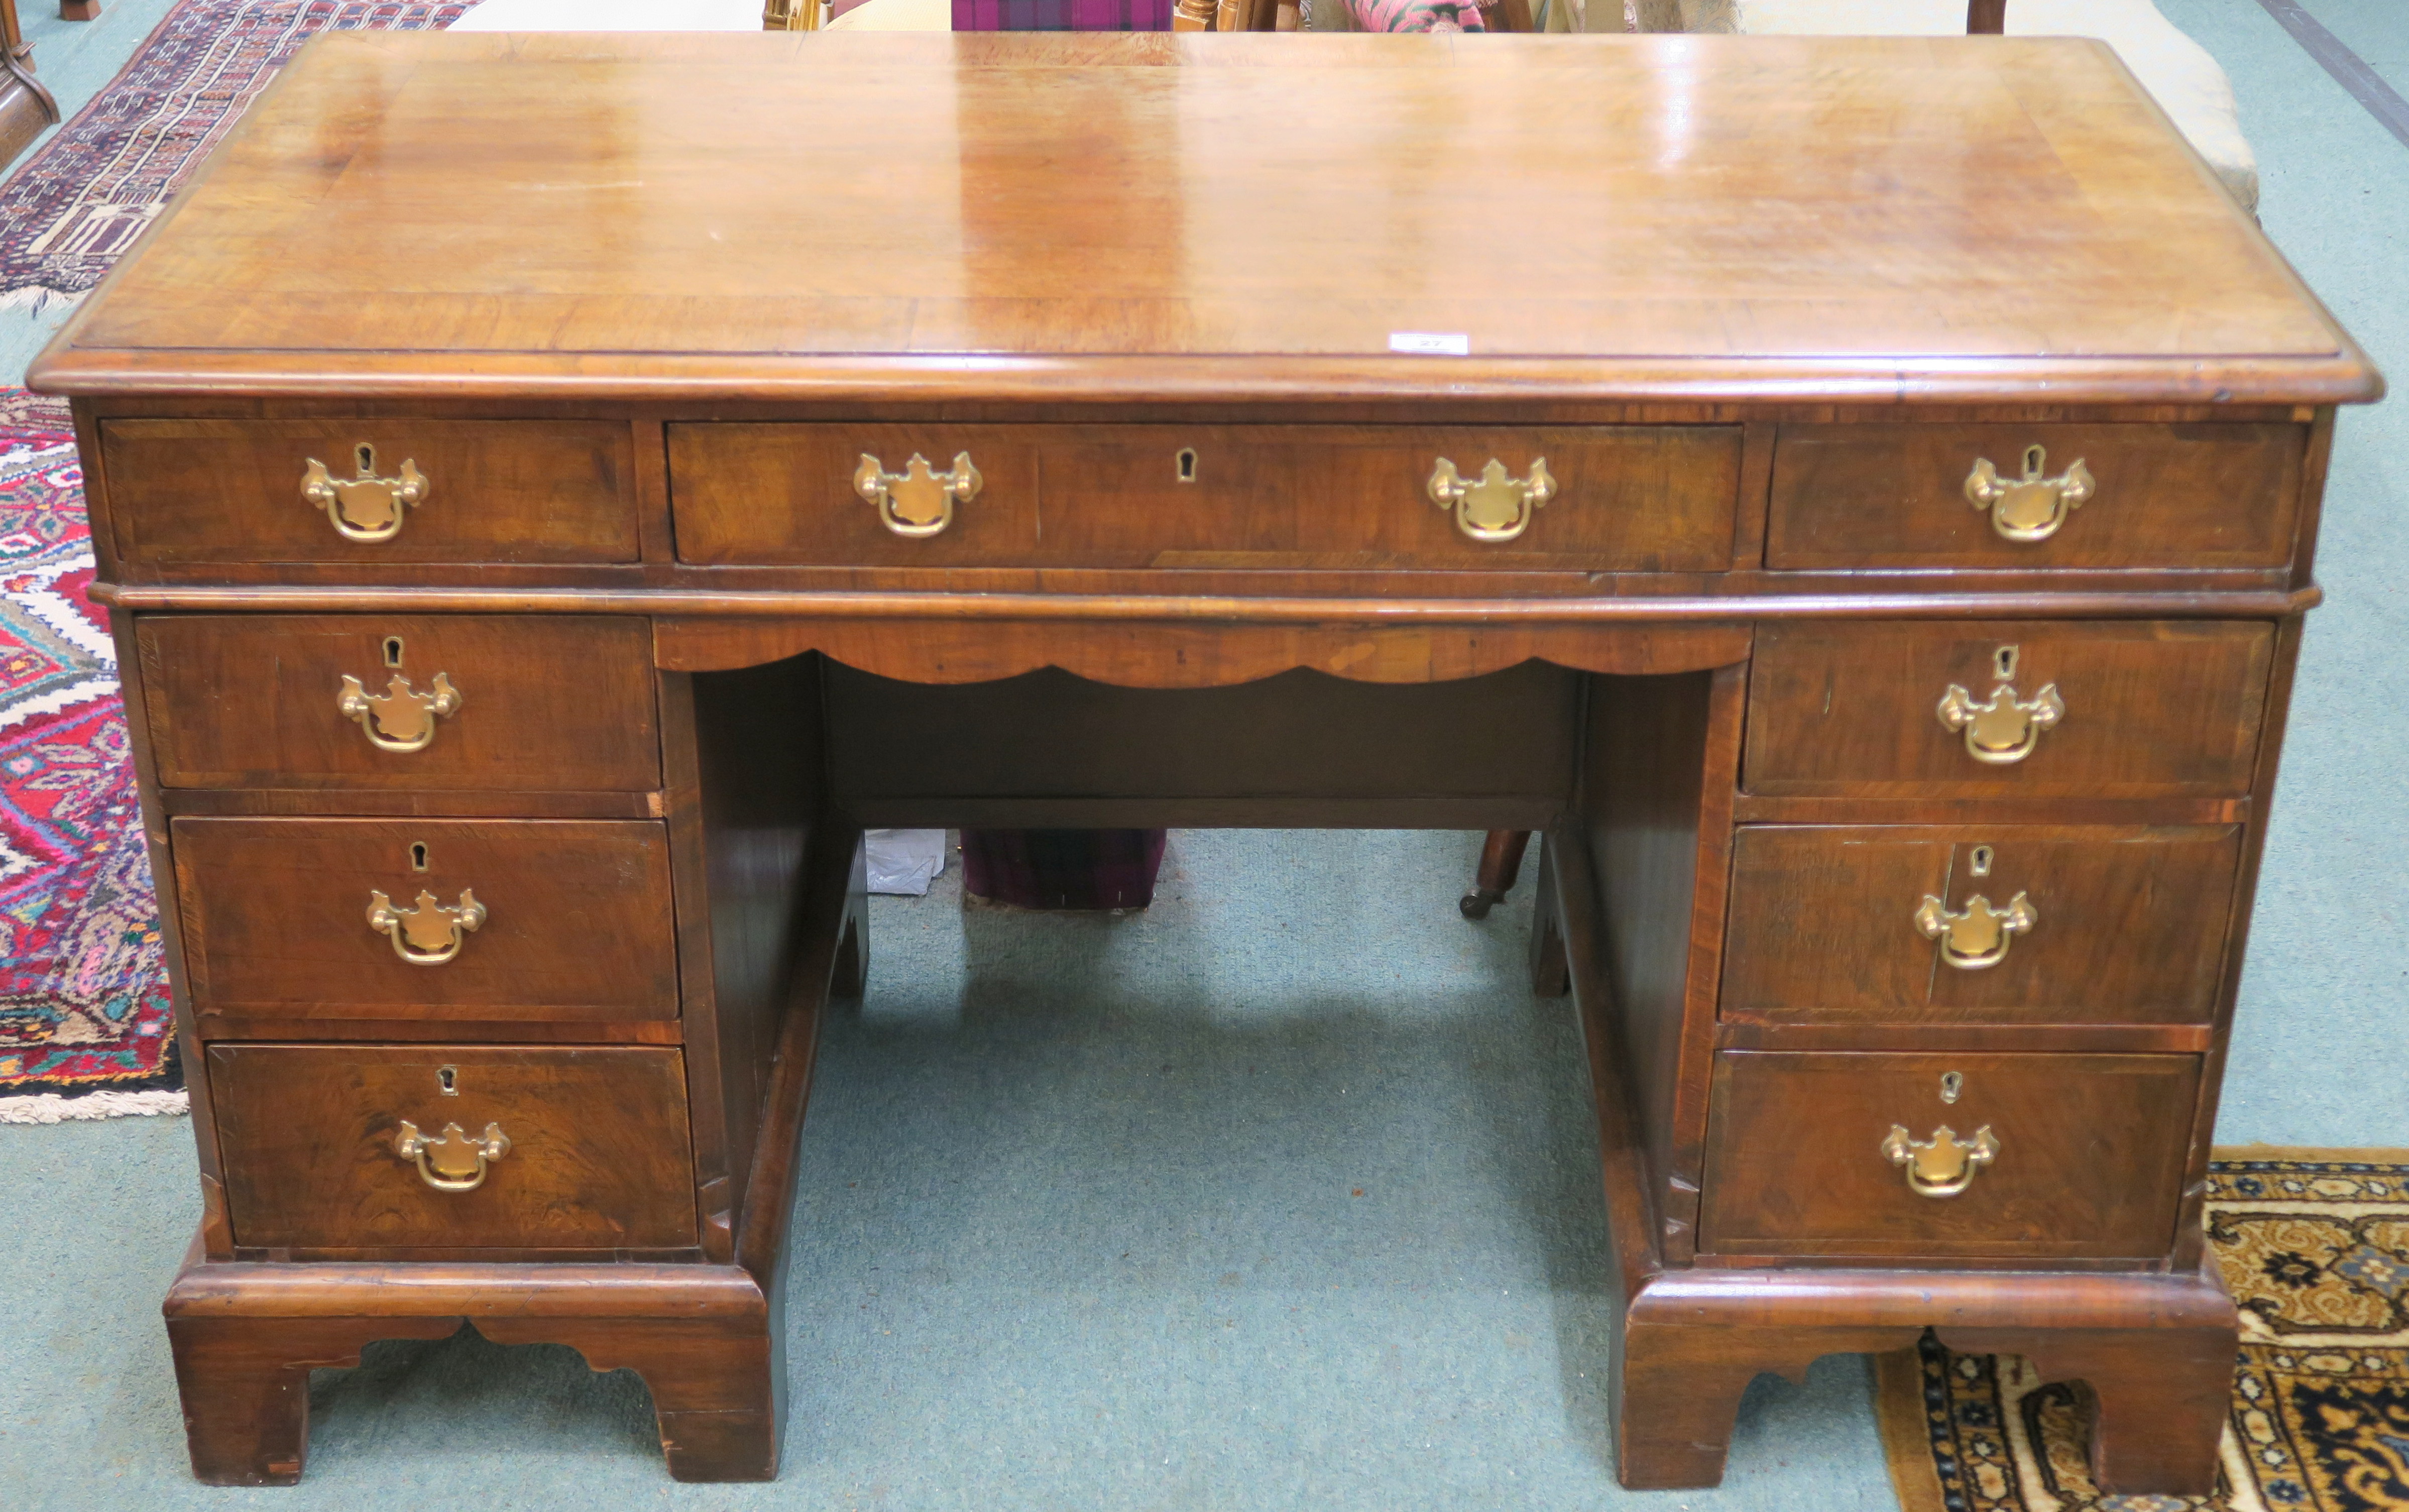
207;1045;697;1252
138;615;659;791
170;818;678;1029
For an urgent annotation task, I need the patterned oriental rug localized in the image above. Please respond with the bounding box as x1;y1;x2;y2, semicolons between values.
1882;1149;2409;1512
0;1;469;1115
0;393;180;1120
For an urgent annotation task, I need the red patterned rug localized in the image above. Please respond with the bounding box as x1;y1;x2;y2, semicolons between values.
0;391;180;1119
0;0;471;1115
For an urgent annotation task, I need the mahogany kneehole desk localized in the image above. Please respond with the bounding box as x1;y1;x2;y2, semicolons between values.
32;30;2379;1492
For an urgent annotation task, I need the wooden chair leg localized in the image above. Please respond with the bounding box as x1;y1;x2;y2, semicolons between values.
58;0;100;19
1528;837;1570;997
1460;828;1531;919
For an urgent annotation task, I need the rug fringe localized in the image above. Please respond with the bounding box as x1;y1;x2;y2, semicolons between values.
2214;1142;2409;1163
0;1088;188;1123
0;285;85;319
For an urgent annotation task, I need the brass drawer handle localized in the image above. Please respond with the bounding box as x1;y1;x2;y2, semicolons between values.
367;887;486;966
1964;444;2093;543
854;450;980;538
393;1119;510;1192
301;443;427;543
1914;890;2035;970
1936;679;2063;763
337;671;460;753
1428;456;1554;542
1882;1123;1998;1199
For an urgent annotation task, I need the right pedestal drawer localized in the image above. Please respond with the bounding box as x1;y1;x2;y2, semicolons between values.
1720;825;2244;1026
1744;621;2275;797
1764;422;2305;569
1697;1051;2200;1260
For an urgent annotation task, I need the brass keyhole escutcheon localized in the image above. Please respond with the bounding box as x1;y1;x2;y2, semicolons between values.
1964;443;2094;543
301;443;428;543
1936;670;2064;764
1428;456;1555;542
1915;889;2036;970
854;451;981;538
367;887;487;966
393;1119;510;1192
1939;1071;1964;1104
337;669;461;753
1881;1124;1998;1198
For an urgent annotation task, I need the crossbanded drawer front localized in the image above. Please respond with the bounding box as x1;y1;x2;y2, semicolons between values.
667;422;1739;569
171;818;677;1026
138;614;660;791
208;1044;697;1252
1720;825;2243;1026
101;419;640;566
1743;620;2274;797
1698;1051;2199;1259
1765;422;2306;570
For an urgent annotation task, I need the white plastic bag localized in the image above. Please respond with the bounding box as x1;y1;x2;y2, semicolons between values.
863;829;947;896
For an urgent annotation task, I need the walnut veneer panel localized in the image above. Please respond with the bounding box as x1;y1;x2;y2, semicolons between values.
1766;423;2307;569
100;420;640;566
674;423;1737;569
1720;826;2243;1026
30;34;2375;406
1743;621;2275;798
139;616;660;792
172;819;677;1025
1698;1051;2199;1259
208;1044;697;1251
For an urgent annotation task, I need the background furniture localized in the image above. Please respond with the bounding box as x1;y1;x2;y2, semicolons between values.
1;0;58;171
31;30;2375;1492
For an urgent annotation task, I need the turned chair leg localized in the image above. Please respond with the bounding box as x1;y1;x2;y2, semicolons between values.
1460;829;1532;919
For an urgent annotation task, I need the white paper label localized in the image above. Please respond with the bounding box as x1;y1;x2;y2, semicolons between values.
1388;331;1470;356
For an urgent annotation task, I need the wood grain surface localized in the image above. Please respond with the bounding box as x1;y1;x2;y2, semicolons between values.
1743;620;2275;797
671;422;1739;570
171;818;677;1024
138;615;660;791
28;33;2378;407
1719;825;2244;1026
1697;1050;2199;1258
100;419;639;566
1765;422;2307;569
207;1044;697;1251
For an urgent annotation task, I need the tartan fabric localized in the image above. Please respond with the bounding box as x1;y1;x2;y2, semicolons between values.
952;0;1173;29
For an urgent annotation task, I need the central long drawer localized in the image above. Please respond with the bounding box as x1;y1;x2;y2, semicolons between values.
668;422;1743;569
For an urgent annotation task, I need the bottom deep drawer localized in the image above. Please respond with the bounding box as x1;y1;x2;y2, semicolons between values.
209;1044;697;1252
1697;1051;2199;1260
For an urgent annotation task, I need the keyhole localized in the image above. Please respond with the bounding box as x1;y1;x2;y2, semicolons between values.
409;842;429;873
1993;644;2019;682
1175;447;1198;484
1969;845;1993;878
437;1065;458;1096
1940;1071;1963;1105
383;636;404;669
2022;443;2045;476
356;442;376;474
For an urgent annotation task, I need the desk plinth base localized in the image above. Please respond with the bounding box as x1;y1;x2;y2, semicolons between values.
162;1259;783;1485
1611;1262;2241;1493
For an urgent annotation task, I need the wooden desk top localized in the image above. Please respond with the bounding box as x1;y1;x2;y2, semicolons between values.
31;32;2377;409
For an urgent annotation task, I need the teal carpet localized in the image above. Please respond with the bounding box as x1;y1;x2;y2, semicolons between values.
5;1;2408;1505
